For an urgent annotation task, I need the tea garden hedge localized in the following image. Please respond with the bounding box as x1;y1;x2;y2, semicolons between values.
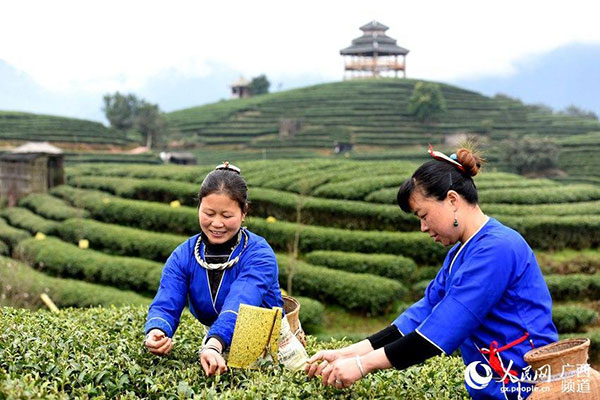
2;159;600;398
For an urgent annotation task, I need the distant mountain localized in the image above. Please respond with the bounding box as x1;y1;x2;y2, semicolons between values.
453;42;600;117
1;42;598;124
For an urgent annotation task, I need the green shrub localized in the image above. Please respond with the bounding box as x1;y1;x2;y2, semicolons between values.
51;185;198;235
295;296;324;334
0;256;148;309
410;280;432;301
545;274;600;301
313;175;407;200
0;207;58;235
15;237;163;295
53;186;447;264
0;218;30;250
249;219;447;265
55;218;185;261
0;306;468;398
552;305;598;333
497;215;600;250
304;250;417;281
479;185;600;204
277;254;407;315
0;240;8;256
67;177;419;231
69;176;199;206
18;193;89;220
414;266;440;282
537;249;600;274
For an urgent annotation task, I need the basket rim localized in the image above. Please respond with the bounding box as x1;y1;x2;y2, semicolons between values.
524;338;590;363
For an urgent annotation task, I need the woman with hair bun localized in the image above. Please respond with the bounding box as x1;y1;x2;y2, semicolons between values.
144;162;307;376
306;146;558;399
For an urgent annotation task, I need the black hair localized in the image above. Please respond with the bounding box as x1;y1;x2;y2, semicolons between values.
198;169;248;213
397;150;481;213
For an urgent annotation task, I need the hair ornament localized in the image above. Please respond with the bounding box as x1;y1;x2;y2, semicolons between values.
428;144;465;172
215;161;241;174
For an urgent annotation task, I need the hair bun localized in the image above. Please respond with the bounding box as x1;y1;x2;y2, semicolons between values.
456;148;483;177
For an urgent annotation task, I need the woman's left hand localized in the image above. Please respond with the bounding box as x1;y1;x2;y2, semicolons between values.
321;356;364;389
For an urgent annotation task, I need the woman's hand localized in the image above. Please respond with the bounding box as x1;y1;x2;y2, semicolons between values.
144;329;172;356
200;349;227;376
322;356;364;389
305;349;345;377
200;338;227;376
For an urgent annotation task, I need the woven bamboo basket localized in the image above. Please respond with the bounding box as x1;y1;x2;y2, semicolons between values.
523;338;600;399
283;296;306;346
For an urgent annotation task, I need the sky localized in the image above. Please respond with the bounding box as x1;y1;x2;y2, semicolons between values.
1;0;599;122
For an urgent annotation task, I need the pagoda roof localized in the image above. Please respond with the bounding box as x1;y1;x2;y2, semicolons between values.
341;21;409;56
360;20;389;32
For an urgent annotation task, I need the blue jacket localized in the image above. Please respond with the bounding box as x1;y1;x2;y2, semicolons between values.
144;229;283;347
393;218;558;400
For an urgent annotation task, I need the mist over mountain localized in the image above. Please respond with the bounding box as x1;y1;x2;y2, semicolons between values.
1;42;598;124
453;42;600;116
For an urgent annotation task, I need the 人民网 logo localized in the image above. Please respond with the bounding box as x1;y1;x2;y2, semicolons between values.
465;361;493;390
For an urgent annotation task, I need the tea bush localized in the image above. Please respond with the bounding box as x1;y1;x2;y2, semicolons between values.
0;306;469;399
537;249;600;275
0;240;8;256
52;186;447;264
277;254;406;315
18;193;89;220
545;274;600;301
552;305;598;333
66;177;419;231
0;217;30;250
56;218;184;261
0;256;148;308
0;207;58;235
15;237;164;295
304;251;417;281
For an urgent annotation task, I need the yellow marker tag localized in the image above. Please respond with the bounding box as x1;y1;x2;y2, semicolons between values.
281;288;288;296
78;239;89;249
227;304;282;369
40;293;59;313
266;216;277;223
170;200;181;208
35;232;46;240
102;198;110;204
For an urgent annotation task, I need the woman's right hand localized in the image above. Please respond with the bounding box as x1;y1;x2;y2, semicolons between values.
144;329;173;356
305;349;345;377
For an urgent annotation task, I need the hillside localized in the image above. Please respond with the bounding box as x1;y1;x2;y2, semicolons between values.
0;110;140;147
167;78;600;148
166;79;600;180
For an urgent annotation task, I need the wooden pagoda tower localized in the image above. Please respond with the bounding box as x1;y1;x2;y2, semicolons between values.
340;21;409;79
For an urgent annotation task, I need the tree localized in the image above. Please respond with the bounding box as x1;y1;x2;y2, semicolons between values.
249;74;270;95
502;137;559;175
102;92;165;149
135;101;166;149
558;105;598;120
407;82;446;123
102;92;141;130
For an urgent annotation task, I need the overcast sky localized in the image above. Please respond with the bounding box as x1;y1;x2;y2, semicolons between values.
1;0;599;121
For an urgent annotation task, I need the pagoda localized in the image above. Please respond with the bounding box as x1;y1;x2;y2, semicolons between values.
340;21;409;79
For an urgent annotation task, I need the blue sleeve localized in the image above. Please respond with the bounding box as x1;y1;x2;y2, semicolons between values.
393;267;446;334
207;241;279;347
416;238;516;355
144;245;189;337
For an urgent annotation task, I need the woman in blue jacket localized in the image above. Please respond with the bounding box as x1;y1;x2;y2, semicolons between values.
306;147;558;399
144;163;284;377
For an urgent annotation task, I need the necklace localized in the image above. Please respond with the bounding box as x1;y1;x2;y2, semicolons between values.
194;228;249;270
